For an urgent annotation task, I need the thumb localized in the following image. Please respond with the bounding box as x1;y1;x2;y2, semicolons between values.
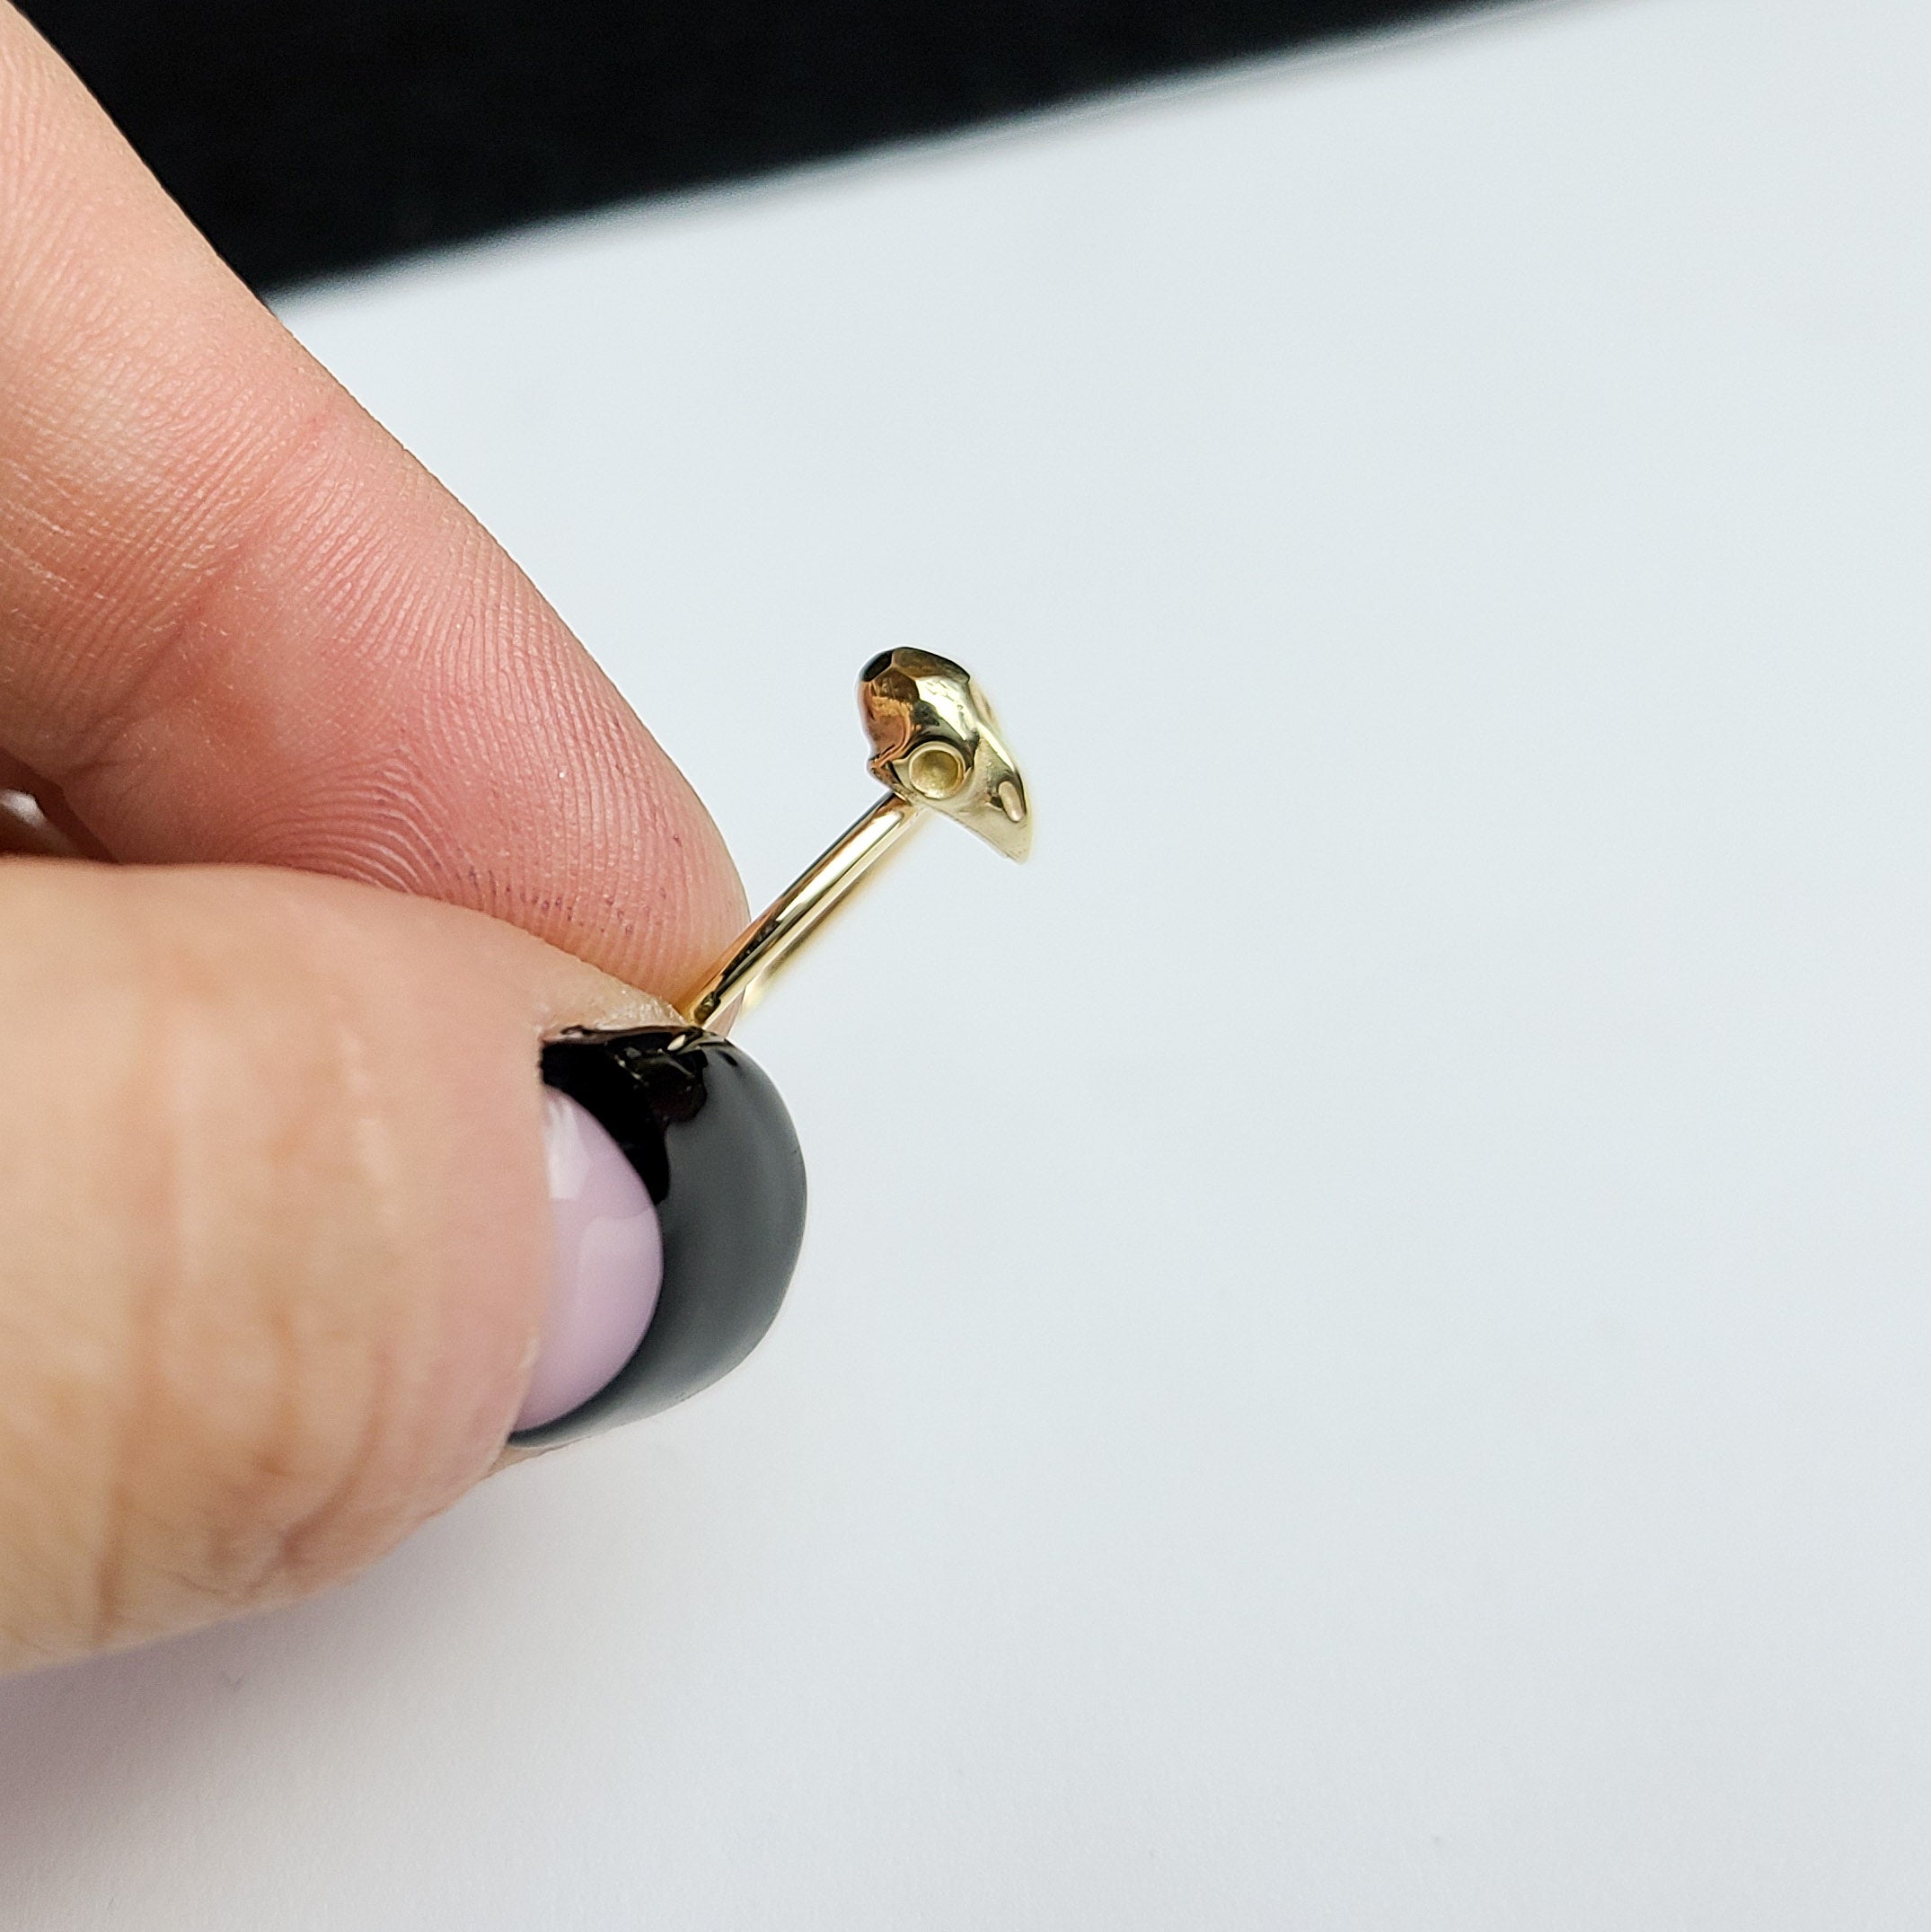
0;859;797;1672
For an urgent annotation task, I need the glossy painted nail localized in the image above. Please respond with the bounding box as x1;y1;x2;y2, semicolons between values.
515;1089;665;1434
508;1028;807;1451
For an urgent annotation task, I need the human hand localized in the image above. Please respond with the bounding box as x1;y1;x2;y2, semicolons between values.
0;3;747;1671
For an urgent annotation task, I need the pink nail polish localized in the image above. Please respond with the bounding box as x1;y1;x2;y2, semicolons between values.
515;1088;664;1434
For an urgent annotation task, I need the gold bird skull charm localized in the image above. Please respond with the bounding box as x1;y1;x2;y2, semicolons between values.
859;648;1032;863
678;648;1031;1028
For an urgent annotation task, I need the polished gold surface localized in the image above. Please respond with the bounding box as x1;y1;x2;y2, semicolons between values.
678;650;1030;1028
859;649;1031;862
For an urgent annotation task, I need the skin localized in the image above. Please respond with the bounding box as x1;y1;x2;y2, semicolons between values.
0;4;746;1671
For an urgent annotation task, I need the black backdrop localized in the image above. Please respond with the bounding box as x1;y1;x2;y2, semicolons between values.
22;0;1473;290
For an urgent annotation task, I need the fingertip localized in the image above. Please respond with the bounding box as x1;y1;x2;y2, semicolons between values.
0;12;745;1001
0;866;666;1667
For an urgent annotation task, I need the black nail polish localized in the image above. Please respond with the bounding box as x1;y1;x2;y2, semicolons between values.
510;1028;807;1450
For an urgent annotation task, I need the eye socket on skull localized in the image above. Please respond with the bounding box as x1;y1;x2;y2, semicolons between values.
904;741;969;798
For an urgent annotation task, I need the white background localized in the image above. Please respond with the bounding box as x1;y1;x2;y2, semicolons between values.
7;0;1931;1922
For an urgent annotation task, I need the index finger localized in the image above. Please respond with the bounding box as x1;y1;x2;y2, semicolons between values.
0;4;744;992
